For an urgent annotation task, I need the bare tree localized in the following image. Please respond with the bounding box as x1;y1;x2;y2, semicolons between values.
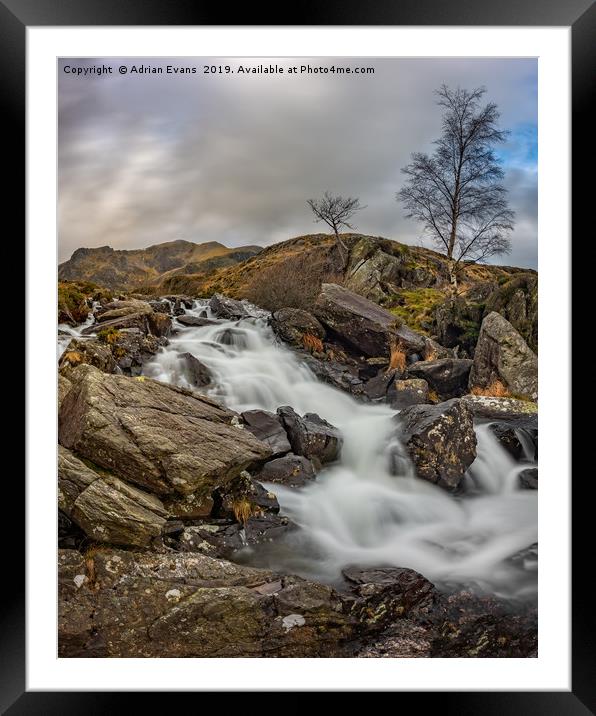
307;191;365;266
398;85;514;289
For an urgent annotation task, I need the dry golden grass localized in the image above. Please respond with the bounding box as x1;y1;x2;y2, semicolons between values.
61;350;83;365
232;498;259;525
470;380;510;398
302;333;324;353
387;341;407;374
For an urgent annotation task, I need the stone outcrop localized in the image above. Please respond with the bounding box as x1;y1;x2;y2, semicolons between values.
397;398;477;490
277;406;342;466
469;312;538;401
59;365;272;498
407;358;473;400
58;548;354;657
270;308;325;347
313;283;426;358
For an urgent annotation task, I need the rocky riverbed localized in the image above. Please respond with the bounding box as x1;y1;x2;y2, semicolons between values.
58;284;538;657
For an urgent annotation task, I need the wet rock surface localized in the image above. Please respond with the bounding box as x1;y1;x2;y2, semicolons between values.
397;398;477;490
407;358;473;400
277;406;342;466
270;307;325;346
255;453;316;488
241;409;292;457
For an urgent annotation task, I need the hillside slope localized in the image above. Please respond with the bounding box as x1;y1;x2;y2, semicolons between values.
158;233;537;353
58;239;262;290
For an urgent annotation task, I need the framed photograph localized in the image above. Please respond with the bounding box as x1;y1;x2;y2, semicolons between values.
13;0;590;708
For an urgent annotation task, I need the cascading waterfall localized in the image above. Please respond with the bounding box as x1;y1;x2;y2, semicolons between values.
57;302;99;359
142;299;537;599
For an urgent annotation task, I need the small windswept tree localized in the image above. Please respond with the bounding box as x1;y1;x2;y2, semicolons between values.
398;85;514;288
307;191;365;267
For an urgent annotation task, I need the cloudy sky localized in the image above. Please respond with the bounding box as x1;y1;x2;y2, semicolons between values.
58;57;537;267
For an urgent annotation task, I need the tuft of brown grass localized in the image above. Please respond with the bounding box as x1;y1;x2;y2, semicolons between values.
232;498;258;525
302;333;324;353
98;327;121;345
423;345;437;361
62;350;83;365
470;380;510;398
387;340;407;374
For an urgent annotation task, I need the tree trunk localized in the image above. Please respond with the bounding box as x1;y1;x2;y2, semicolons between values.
333;228;349;271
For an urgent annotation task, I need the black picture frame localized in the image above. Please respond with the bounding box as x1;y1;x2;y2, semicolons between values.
11;0;592;710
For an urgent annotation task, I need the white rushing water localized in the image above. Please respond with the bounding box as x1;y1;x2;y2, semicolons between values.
57;304;98;359
143;300;537;599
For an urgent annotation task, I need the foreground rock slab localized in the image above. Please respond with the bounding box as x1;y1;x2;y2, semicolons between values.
59;365;272;498
397;398;477;490
59;548;354;657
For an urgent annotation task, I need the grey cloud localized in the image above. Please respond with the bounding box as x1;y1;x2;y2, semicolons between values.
59;57;537;267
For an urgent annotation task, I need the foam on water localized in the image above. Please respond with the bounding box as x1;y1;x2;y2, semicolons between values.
141;300;537;598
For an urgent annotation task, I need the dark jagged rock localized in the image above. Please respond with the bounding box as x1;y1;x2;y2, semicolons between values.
387;379;430;409
397;398;477;490
270;308;325;346
255;453;316;488
302;355;367;400
407;358;473;400
518;467;538;490
469;312;538;401
209;294;251;320
180;352;212;388
59;364;272;498
212;471;280;521
362;370;395;401
112;329;166;376
429;591;538;658
241;409;291;457
488;418;538;461
483;273;538;352
176;315;217;327
343;566;438;633
277;406;342;466
146;311;172;337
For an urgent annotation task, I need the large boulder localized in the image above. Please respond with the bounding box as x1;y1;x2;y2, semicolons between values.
176;315;217;327
277;406;342;466
58;548;354;657
407;358;473;400
209;294;251;320
313;283;426;358
397;398;477;490
59;365;272;498
488;418;538;461
483;273;538;352
469;312;538;401
241;409;291;457
255;453;316;488
72;475;168;548
270;308;325;347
